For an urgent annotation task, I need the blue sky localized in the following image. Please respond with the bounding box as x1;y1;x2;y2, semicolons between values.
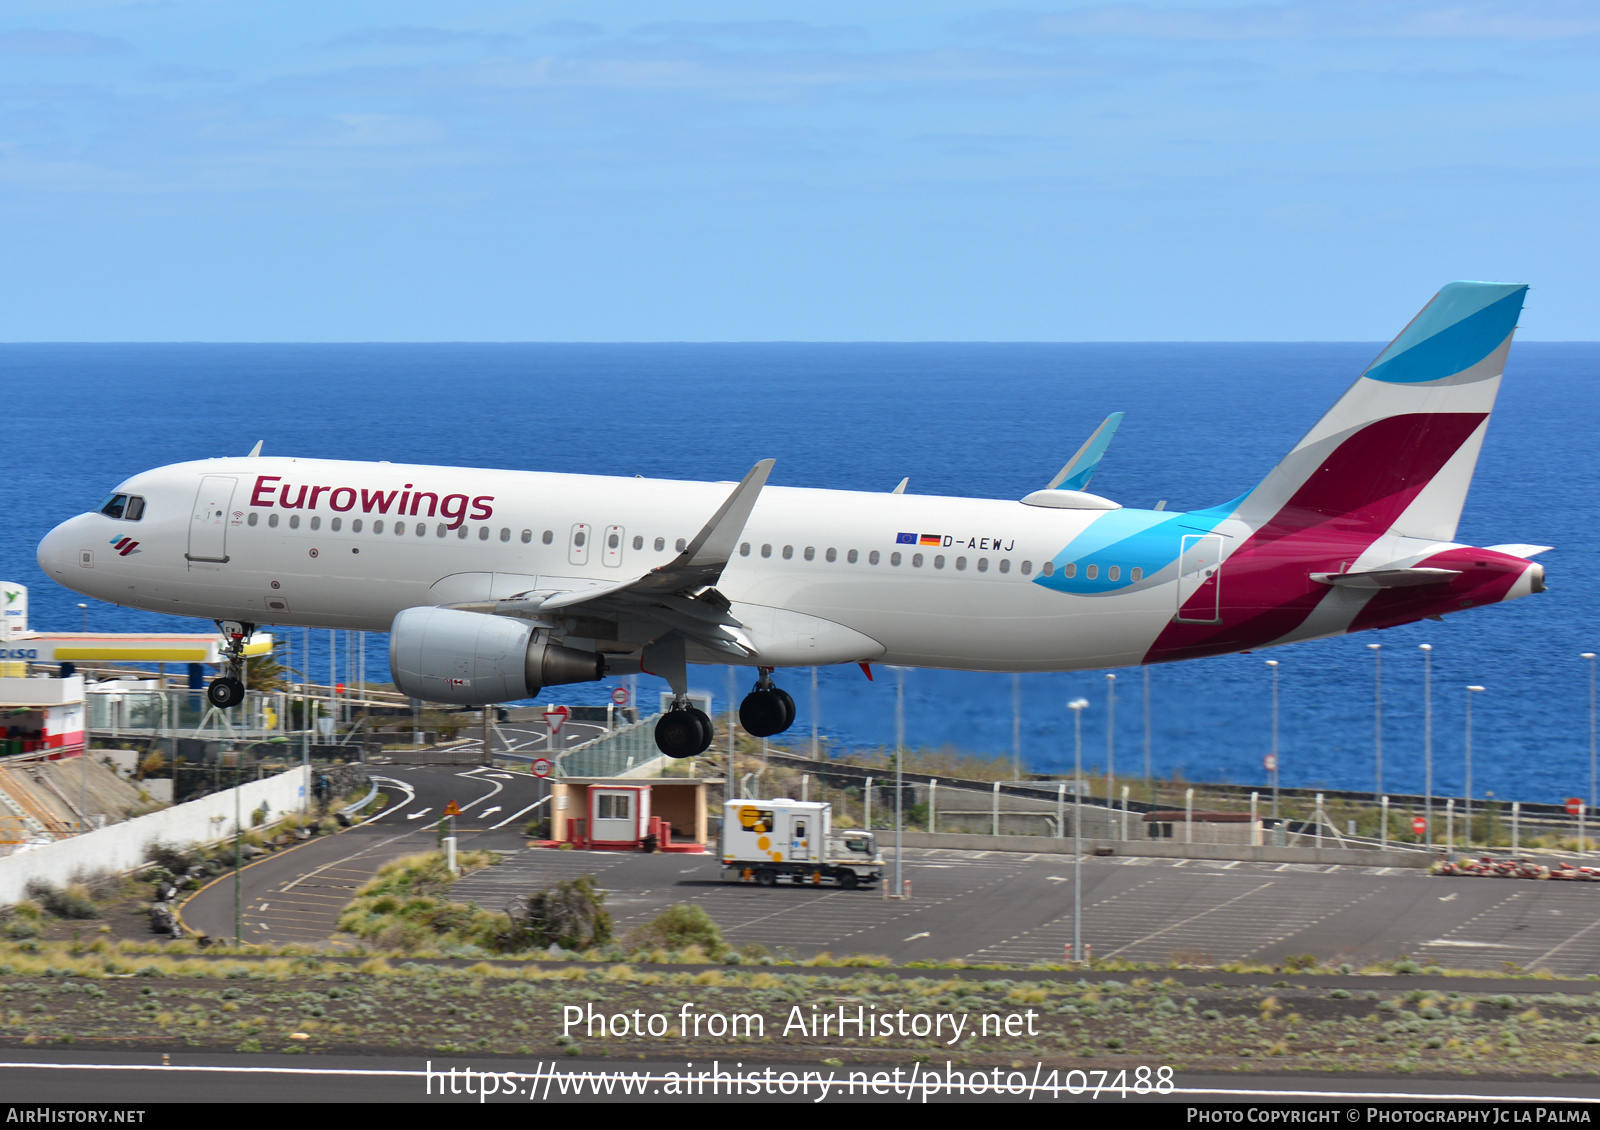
1;1;1595;340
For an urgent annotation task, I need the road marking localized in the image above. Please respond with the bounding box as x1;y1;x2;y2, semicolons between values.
1440;892;1457;901
904;931;930;941
1045;876;1068;883
481;806;502;818
406;808;433;820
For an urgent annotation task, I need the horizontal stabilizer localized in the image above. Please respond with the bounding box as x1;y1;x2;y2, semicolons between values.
1311;567;1461;590
1485;543;1552;558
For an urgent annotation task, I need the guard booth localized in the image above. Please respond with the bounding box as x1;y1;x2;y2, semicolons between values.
552;777;710;852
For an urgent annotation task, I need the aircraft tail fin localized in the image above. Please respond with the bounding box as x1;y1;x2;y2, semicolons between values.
1230;282;1526;542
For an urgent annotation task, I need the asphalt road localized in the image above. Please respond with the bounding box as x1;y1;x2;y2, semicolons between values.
4;1049;1600;1103
182;765;549;944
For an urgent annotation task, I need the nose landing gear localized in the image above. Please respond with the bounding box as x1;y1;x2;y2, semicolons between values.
739;668;795;738
206;619;254;709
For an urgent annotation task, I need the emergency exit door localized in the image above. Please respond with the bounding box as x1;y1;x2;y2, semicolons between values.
187;476;236;564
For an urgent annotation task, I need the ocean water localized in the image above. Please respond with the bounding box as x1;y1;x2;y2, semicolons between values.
5;341;1598;803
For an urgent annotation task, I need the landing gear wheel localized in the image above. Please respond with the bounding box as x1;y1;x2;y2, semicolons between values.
207;677;245;709
838;871;859;890
654;710;706;758
773;687;796;732
740;689;793;738
684;707;714;754
756;869;777;887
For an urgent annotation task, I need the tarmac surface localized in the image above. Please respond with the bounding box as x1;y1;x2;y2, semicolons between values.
182;767;1600;975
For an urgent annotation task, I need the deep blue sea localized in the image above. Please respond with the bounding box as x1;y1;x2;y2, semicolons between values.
6;342;1598;803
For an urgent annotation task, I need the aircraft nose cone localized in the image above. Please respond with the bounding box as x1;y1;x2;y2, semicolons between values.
37;518;79;578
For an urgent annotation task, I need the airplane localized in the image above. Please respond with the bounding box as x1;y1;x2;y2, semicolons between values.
35;281;1547;758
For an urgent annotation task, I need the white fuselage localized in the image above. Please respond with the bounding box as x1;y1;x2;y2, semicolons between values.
36;456;1196;672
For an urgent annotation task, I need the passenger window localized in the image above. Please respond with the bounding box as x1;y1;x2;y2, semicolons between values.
1020;560;1031;575
933;555;944;569
437;523;447;537
912;553;923;567
1108;565;1120;581
522;530;533;544
1131;567;1143;582
542;530;553;545
479;527;489;540
869;550;880;565
803;546;815;561
955;556;966;570
331;517;342;532
890;551;902;566
289;515;300;530
676;538;687;553
1041;559;1052;576
636;536;646;551
247;512;258;527
998;559;1009;574
353;519;364;533
847;549;858;564
825;548;836;562
655;537;666;552
1085;564;1097;579
740;542;750;556
500;528;511;542
977;558;987;572
761;544;772;558
269;513;280;528
457;526;467;539
608;531;620;549
782;545;793;560
310;516;321;531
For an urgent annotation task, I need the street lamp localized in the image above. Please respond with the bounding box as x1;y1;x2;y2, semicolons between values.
77;603;87;632
1583;653;1596;820
1143;666;1153;794
1068;697;1090;963
1266;660;1279;820
1012;672;1023;781
1105;673;1117;823
893;666;907;898
1465;686;1485;849
1420;644;1434;848
1368;643;1383;797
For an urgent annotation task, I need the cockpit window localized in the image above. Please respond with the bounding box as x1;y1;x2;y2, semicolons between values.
99;494;145;521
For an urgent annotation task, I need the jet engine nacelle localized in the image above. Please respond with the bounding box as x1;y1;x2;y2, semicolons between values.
389;606;605;706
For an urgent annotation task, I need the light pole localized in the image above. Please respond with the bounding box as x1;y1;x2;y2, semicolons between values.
1105;673;1116;821
1420;644;1433;848
894;666;907;898
811;666;819;761
1143;666;1152;794
1465;686;1485;849
1069;697;1089;963
1584;653;1596;820
1012;672;1022;781
1368;643;1383;797
1266;660;1279;820
77;603;87;632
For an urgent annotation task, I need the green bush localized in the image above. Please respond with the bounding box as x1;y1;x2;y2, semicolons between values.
25;880;100;920
509;875;613;952
626;902;724;958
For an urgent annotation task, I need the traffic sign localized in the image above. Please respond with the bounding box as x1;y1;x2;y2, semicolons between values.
530;758;553;779
1567;797;1585;816
611;686;630;706
444;801;460;816
545;705;570;734
1263;754;1278;772
1412;816;1427;835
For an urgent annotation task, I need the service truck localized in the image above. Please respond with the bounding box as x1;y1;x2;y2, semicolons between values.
718;798;884;888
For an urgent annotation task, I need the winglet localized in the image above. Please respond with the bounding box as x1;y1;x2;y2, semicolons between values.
1047;412;1124;492
247;440;264;458
678;458;774;567
891;477;909;495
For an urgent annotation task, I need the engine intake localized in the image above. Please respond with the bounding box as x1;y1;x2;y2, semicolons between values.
389;606;605;705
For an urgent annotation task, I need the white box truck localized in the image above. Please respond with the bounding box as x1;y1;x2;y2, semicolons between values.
719;798;884;888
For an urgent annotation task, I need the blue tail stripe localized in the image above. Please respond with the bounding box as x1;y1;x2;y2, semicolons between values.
1364;285;1525;385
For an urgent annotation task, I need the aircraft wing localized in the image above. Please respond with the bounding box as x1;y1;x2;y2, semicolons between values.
444;459;775;658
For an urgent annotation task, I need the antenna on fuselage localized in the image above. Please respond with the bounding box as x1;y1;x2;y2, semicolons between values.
891;478;908;494
247;440;263;457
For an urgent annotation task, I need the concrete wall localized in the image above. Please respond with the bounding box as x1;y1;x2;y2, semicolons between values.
0;767;308;905
894;830;1434;869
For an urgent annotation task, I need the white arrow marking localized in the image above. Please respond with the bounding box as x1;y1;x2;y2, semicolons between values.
407;808;433;821
480;806;502;818
904;931;930;942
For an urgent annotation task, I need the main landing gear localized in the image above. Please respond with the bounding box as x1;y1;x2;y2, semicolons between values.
654;699;715;759
739;669;795;738
206;620;253;709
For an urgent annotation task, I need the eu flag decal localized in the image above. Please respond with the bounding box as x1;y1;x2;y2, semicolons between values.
896;532;917;544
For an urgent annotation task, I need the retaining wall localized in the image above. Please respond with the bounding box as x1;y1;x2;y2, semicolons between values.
0;767;308;905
